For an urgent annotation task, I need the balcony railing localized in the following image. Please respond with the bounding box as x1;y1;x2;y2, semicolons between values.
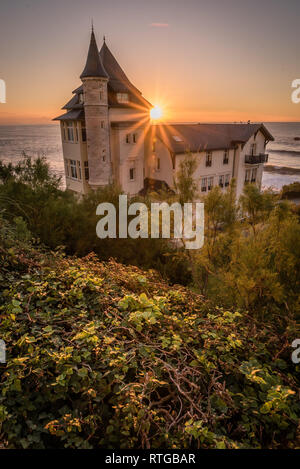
245;153;268;164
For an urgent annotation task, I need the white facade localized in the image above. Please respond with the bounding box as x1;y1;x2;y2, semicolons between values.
60;118;270;200
56;32;272;200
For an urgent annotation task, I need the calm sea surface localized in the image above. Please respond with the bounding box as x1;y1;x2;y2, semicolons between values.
0;122;300;191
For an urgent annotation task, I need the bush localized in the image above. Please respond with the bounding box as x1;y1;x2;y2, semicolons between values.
0;219;299;449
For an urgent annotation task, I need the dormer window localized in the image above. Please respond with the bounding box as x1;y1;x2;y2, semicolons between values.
117;93;129;103
79;93;84;104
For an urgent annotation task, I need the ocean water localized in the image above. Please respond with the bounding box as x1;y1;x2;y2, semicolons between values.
0;122;299;191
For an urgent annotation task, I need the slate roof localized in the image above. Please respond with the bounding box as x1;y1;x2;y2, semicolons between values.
54;110;85;121
154;123;274;154
54;33;151;121
80;30;108;79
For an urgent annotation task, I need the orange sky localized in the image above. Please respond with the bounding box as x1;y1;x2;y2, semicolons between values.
0;0;299;125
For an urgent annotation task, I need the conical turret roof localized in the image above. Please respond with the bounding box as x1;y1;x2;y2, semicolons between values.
80;30;108;79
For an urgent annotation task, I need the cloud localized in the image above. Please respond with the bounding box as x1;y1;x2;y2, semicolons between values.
150;23;169;28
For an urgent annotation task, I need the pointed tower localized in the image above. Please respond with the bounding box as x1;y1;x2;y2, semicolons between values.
80;28;111;188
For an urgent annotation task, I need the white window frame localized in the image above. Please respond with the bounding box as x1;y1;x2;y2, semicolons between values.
223;150;229;164
129;167;136;181
67;121;74;142
81;124;87;142
206;151;212;167
250;143;257;156
245;169;251;183
208;176;214;191
117;93;129;103
70;159;77;179
251;168;257;182
84;161;89;181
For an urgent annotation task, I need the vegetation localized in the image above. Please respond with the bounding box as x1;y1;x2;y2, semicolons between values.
281;181;300;200
0;156;299;449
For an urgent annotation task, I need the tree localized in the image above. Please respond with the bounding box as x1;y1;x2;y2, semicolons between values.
174;152;198;204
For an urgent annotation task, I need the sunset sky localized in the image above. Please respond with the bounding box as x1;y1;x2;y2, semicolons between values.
0;0;299;124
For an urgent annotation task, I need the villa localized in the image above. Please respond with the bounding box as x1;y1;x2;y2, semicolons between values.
54;29;274;199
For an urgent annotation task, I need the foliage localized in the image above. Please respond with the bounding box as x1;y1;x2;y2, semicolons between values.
174;153;199;204
0;156;181;278
281;182;300;199
0;218;299;449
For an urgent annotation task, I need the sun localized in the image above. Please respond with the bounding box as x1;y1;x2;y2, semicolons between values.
150;105;163;120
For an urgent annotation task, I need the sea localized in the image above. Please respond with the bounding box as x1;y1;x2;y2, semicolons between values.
0;122;299;191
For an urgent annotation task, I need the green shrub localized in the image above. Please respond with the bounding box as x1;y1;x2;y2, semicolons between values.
0;220;299;449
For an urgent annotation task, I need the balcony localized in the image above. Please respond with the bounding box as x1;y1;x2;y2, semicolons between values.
245;153;268;164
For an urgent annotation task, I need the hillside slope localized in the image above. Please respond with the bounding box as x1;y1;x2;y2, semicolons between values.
0;219;299;449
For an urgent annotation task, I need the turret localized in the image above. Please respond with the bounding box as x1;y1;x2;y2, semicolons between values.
80;28;111;187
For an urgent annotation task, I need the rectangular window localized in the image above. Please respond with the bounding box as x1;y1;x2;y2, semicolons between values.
245;169;251;183
225;174;230;186
250;143;257;155
100;91;103;101
156;157;160;171
84;161;89;181
75;124;79;142
251;168;257;182
129;168;135;181
117;93;129;103
208;176;214;191
126;134;131;144
223;150;229;164
101;121;105;129
67;122;74;142
70;160;77;179
133;133;137;143
77;161;81;180
81;125;87;142
206;151;212;167
65;159;70;177
102;149;106;162
152;139;156;152
79;93;84;104
219;175;224;187
201;177;207;192
62;123;67;141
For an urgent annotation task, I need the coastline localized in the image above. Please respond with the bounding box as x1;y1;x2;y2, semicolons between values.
264;165;300;175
